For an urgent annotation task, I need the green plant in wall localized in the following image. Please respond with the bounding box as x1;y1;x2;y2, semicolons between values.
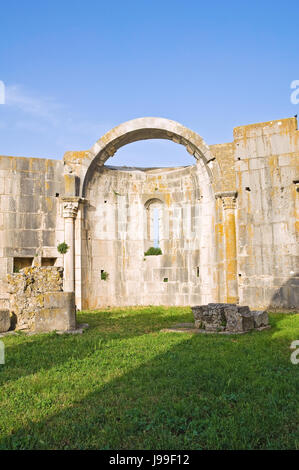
144;247;162;256
101;270;109;281
57;242;69;255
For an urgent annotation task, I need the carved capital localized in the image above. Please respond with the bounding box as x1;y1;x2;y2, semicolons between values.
63;201;79;218
222;197;237;210
61;197;83;218
215;191;238;210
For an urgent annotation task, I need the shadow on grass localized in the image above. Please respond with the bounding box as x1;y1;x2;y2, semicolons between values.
0;307;192;386
0;313;298;450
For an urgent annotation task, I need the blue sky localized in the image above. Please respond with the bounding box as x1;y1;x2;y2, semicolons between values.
0;0;298;167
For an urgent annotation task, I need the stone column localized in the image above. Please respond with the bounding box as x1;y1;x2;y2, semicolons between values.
62;199;79;292
216;191;238;303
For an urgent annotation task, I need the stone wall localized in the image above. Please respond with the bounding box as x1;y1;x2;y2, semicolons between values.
7;266;76;332
0;156;65;308
82;163;218;308
234;118;299;309
0;116;298;310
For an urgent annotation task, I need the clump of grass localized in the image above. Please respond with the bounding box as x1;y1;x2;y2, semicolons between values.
144;247;162;256
57;242;69;254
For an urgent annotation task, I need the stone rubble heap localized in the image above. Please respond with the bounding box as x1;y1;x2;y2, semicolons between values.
5;266;76;332
191;303;269;333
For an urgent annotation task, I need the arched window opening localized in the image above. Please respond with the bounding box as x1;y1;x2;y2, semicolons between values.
144;198;164;254
153;207;160;248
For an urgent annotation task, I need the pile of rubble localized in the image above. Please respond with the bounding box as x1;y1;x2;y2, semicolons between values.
0;267;76;333
191;303;269;333
6;266;64;331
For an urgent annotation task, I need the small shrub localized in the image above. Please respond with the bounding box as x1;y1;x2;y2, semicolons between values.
57;242;69;254
101;270;109;281
144;247;162;256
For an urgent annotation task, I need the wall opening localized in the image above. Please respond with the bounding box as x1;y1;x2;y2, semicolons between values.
13;257;33;272
81;118;218;308
41;257;57;267
144;198;164;254
153;207;160;248
109;139;195;168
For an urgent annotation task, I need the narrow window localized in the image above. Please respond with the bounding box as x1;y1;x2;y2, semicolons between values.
153;207;160;248
196;266;200;277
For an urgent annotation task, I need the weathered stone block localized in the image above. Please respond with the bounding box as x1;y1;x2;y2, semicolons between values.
0;310;10;332
251;310;269;328
192;303;259;333
235;311;254;332
35;292;76;332
222;304;239;331
43;291;74;309
64;174;79;197
223;305;254;332
193;303;227;331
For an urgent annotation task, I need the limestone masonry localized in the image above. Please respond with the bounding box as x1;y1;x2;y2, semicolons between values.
191;303;269;333
6;267;76;332
0;116;298;317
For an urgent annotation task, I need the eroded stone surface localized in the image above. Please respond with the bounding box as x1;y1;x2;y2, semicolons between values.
192;303;269;333
6;267;76;332
252;310;269;328
0;310;10;332
193;304;227;331
35;292;76;332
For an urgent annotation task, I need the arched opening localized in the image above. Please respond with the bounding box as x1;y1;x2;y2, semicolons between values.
144;198;164;253
153;208;160;248
77;117;219;198
108;138;195;168
75;118;221;309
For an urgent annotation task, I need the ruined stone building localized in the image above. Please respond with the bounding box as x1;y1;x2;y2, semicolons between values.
0;117;298;311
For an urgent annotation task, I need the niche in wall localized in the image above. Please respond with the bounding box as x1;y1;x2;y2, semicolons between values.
41;257;57;267
13;257;34;272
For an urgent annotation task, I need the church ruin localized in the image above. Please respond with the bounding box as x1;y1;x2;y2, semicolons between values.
0;116;298;313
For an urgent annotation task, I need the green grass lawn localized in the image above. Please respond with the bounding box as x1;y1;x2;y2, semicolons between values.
0;307;298;450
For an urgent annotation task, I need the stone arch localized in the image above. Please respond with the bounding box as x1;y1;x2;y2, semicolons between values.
79;117;221;197
144;197;164;209
69;118;226;308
